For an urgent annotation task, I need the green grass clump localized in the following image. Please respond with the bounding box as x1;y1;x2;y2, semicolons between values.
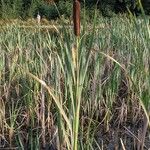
0;15;149;149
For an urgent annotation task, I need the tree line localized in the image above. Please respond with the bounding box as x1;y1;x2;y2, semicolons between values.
0;0;150;20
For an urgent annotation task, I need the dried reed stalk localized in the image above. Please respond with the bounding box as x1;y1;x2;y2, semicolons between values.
73;0;80;37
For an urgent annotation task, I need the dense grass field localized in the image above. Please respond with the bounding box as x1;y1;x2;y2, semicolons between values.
0;15;150;149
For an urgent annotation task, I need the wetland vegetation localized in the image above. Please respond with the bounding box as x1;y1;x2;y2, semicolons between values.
0;0;150;149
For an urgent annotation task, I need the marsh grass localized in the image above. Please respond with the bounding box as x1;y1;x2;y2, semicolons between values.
0;14;150;149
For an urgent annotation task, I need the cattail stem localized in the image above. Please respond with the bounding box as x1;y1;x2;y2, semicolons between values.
73;0;80;37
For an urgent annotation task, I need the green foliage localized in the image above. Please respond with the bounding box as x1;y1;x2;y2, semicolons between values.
24;0;40;18
0;0;73;20
38;2;59;20
0;0;23;19
100;0;116;17
38;1;72;20
0;0;150;20
57;1;72;18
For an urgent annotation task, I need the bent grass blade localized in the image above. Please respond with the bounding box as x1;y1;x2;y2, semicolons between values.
26;72;72;132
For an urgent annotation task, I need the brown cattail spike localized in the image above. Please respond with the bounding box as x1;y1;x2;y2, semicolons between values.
73;0;80;37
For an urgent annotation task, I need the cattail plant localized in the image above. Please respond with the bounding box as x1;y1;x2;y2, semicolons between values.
73;0;80;37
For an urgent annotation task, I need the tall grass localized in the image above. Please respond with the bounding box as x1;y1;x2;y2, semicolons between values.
0;15;150;149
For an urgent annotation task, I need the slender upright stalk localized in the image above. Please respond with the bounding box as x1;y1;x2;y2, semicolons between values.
73;1;81;149
73;38;80;150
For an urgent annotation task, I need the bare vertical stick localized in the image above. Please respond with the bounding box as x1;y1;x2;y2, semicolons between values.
73;0;80;37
